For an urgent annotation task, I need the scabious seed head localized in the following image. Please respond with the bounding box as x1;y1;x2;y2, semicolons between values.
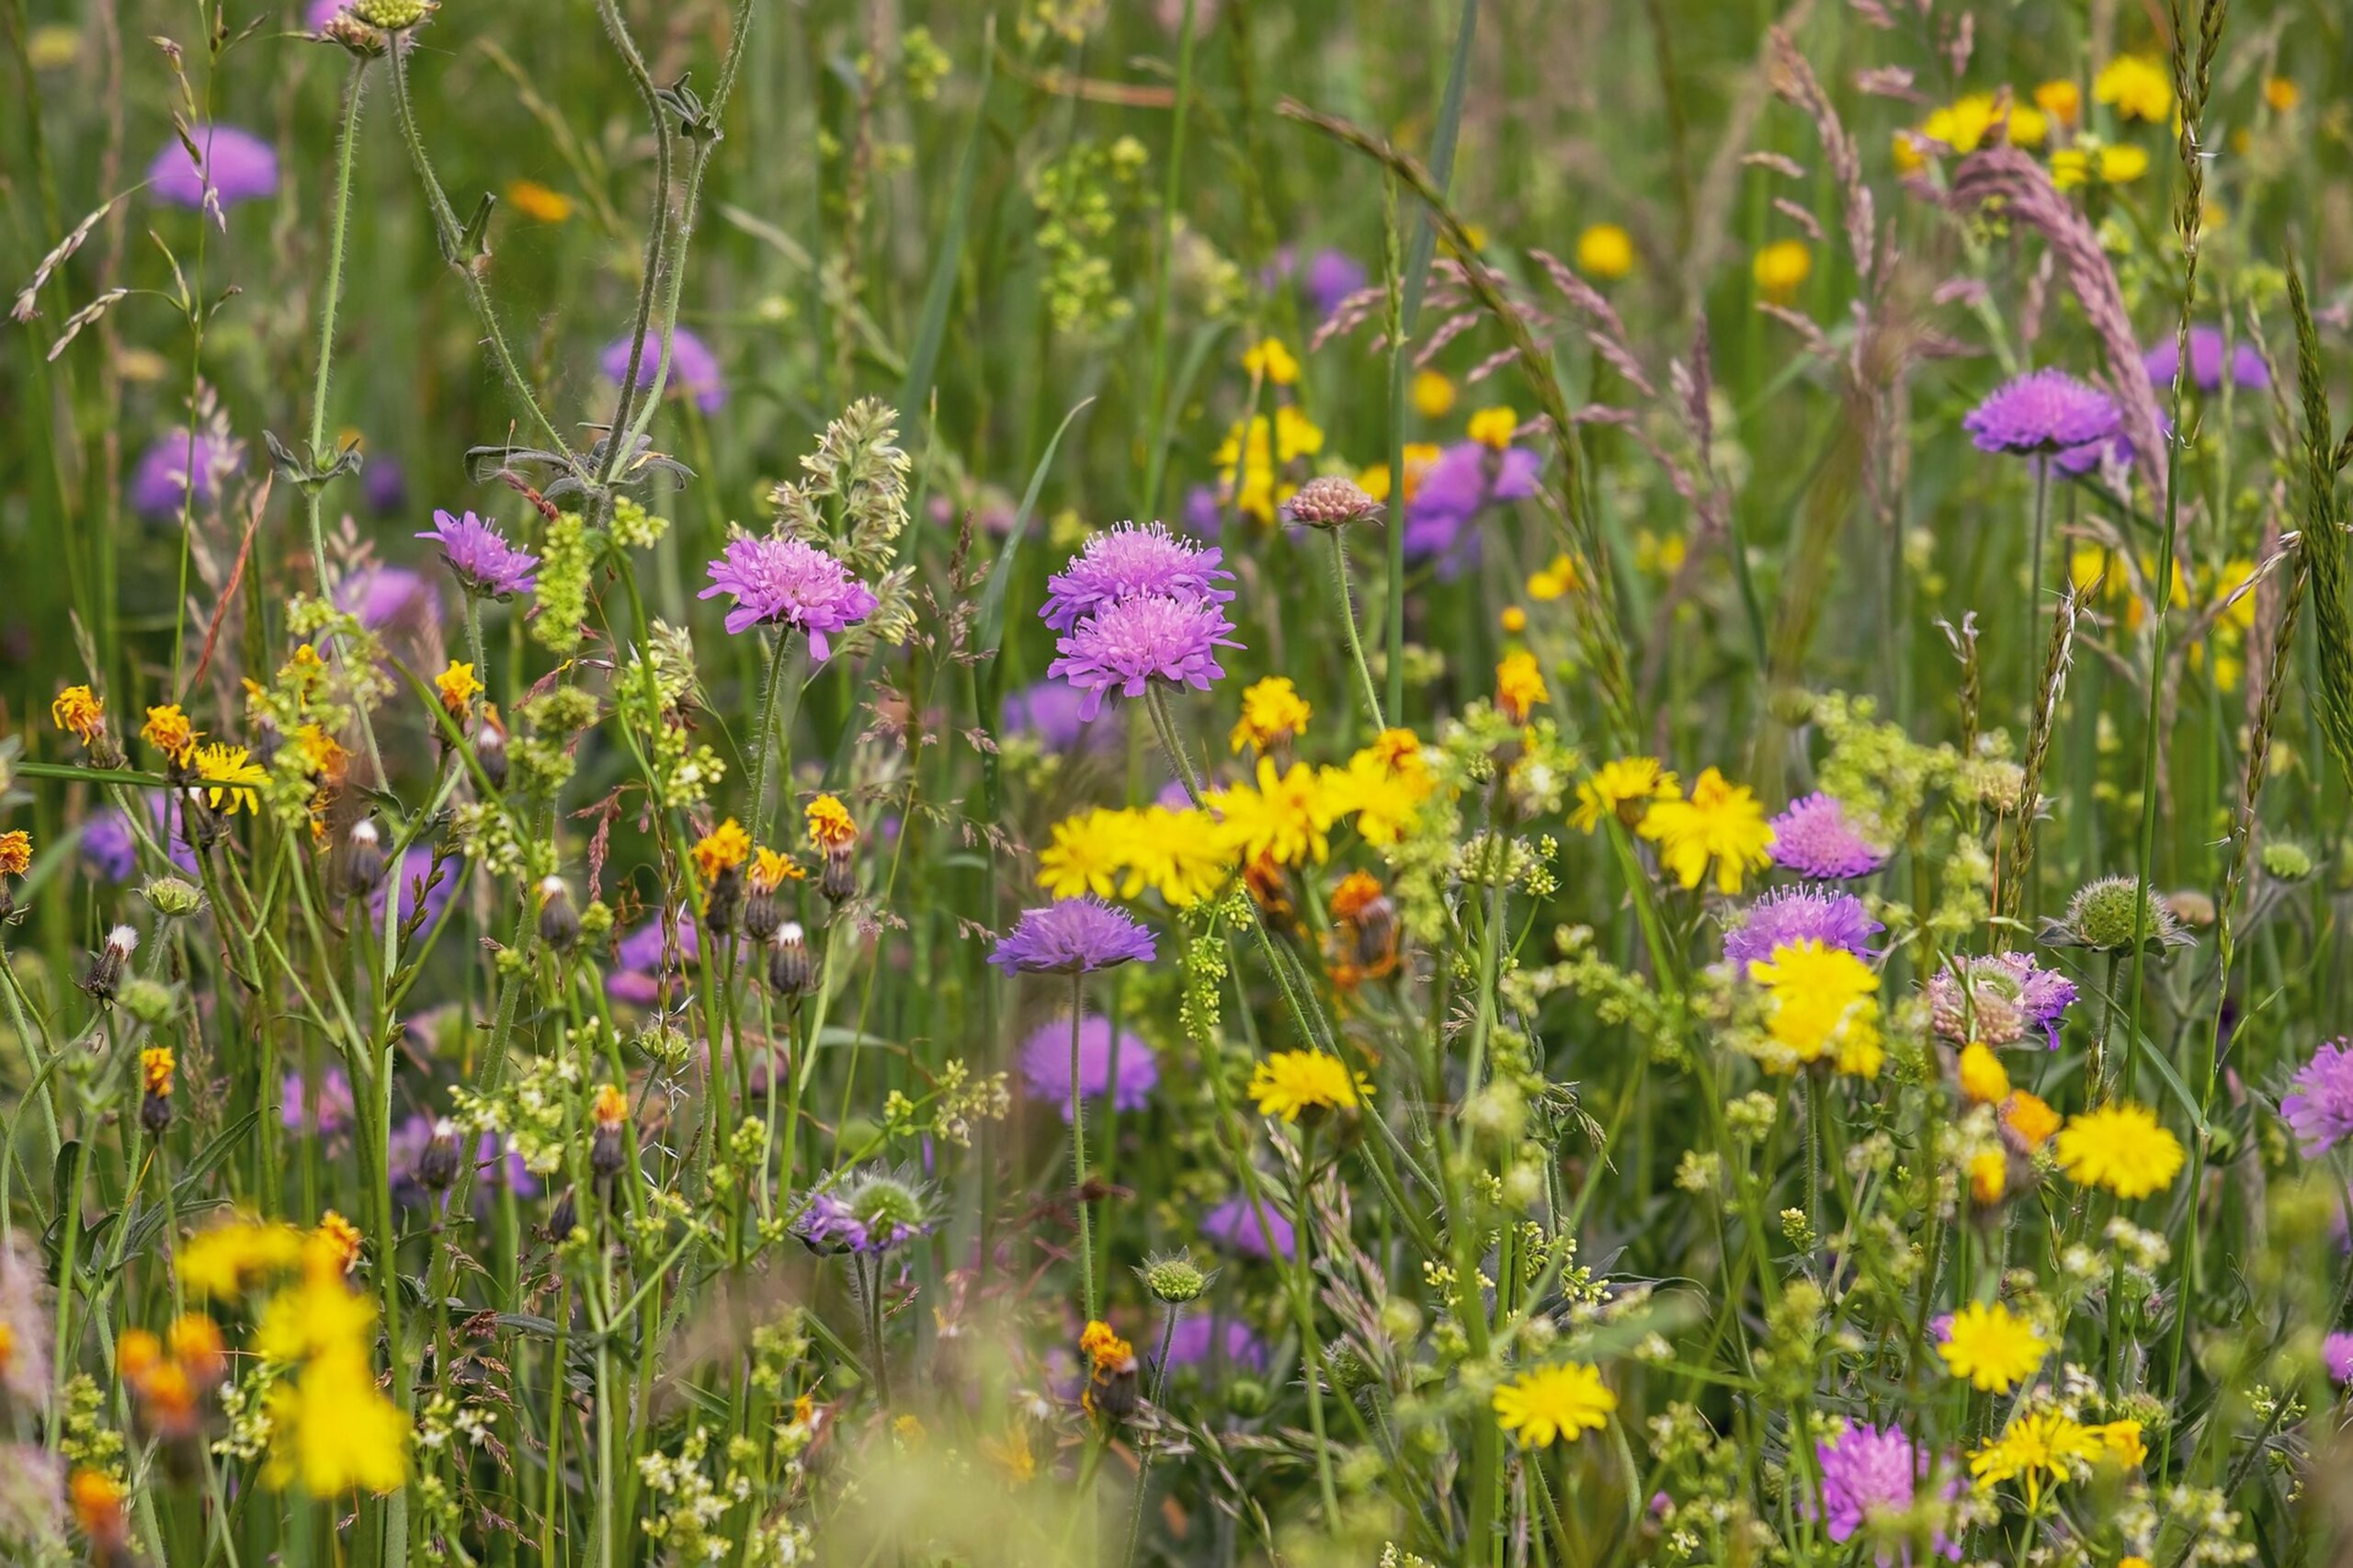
2261;840;2315;881
1138;1251;1211;1304
349;0;432;28
142;876;206;918
1279;475;1381;530
2043;875;2191;953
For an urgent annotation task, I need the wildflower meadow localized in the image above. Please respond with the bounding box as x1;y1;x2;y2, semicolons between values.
6;0;2353;1562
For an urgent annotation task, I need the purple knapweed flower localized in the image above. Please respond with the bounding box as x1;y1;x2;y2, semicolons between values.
281;1067;356;1138
601;327;726;414
2326;1332;2353;1387
698;536;878;658
417;509;540;600
1962;369;2120;456
988;898;1156;975
1927;952;2077;1050
1019;1014;1158;1119
1722;885;1884;968
2144;325;2268;393
1200;1195;1295;1261
1040;522;1234;632
617;913;700;973
1811;1422;1958;1562
131;432;241;520
1048;594;1241;720
362;455;408;517
147;123;278;210
1166;1313;1270;1372
1768;793;1887;879
2283;1039;2353;1158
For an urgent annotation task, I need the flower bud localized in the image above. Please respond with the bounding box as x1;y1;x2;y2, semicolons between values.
81;926;138;1003
819;844;856;903
702;863;745;936
340;819;385;900
537;875;580;950
767;921;813;997
350;0;432;28
138;1045;175;1136
1139;1251;1211;1304
418;1118;463;1191
1279;474;1382;530
121;978;177;1029
545;1187;578;1241
744;884;781;943
473;709;509;790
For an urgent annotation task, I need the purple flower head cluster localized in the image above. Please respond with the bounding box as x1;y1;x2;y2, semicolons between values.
337;564;438;634
1048;594;1243;720
1041;523;1234;632
1768;793;1888;879
131;432;241;520
795;1167;932;1256
147;123;278;210
1166;1312;1270;1373
1723;886;1884;969
1019;1014;1158;1119
1927;952;2078;1050
699;536;879;659
2144;325;2268;393
1003;677;1114;755
601;327;727;414
989;898;1156;975
1810;1423;1958;1562
2282;1039;2353;1157
1963;369;2120;464
608;915;701;1006
281;1067;357;1139
1181;483;1225;539
2326;1332;2353;1387
1200;1194;1296;1261
1403;442;1542;576
418;510;540;601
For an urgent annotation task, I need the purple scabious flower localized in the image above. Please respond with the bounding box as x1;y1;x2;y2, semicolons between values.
417;509;540;600
1962;369;2120;456
1722;886;1884;968
2326;1332;2353;1387
795;1167;931;1256
389;1114;540;1210
1402;441;1541;576
131;432;240;520
698;536;879;658
1181;483;1224;539
601;327;727;414
1927;953;2077;1050
147;123;278;210
617;913;700;972
1303;249;1370;319
79;810;138;881
1040;523;1234;633
1810;1423;1957;1562
1048;594;1241;720
281;1067;356;1138
1019;1014;1158;1119
337;564;438;632
2282;1039;2353;1157
1166;1312;1270;1372
988;898;1156;975
362;455;408;517
2144;325;2268;393
1002;678;1112;754
1201;1195;1295;1261
1768;793;1887;879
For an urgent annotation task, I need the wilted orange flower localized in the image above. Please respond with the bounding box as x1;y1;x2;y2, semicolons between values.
0;831;30;877
805;793;858;851
51;684;106;744
691;818;754;881
141;1045;176;1096
142;703;200;764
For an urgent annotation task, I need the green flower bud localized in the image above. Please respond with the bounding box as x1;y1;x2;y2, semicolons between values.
2260;840;2315;882
119;977;177;1028
141;876;206;918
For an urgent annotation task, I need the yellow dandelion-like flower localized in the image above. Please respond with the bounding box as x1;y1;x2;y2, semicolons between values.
1956;1042;2011;1105
140;704;200;766
1241;336;1300;387
1412;369;1457;418
1575;222;1636;281
1119;806;1234;907
2051;142;2150;189
1321;746;1436;848
51;684;106;744
1969;1409;2099;1507
1938;1301;2048;1393
2053;1102;2184;1199
1636;767;1774;893
1229;676;1313;755
140;1045;176;1097
191;743;268;814
1211;757;1336;869
805;793;858;852
1246;1050;1369;1122
1753;239;1813;302
313;1211;363;1277
1037;807;1136;902
1747;940;1883;1078
691;818;753;881
435;660;483;715
291;723;348;783
2094;54;2173;122
1571;756;1679;834
1492;1362;1616;1447
1466;405;1518;451
1495;651;1548;722
263;1343;412;1494
749;846;803;894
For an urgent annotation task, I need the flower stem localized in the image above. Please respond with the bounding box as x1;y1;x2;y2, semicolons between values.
1071;972;1097;1322
1329;528;1386;731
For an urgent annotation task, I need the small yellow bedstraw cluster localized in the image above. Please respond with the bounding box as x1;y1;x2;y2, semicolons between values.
1636;767;1776;894
1492;1362;1617;1447
1937;1300;2048;1393
1746;940;1884;1078
1246;1049;1370;1122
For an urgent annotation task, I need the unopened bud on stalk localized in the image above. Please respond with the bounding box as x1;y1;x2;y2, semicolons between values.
340;819;385;900
537;875;580;949
139;1046;175;1136
767;921;813;997
81;926;139;1003
418;1118;463;1192
473;708;509;790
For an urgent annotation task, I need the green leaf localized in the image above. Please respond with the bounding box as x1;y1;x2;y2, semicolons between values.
894;21;995;421
975;394;1097;660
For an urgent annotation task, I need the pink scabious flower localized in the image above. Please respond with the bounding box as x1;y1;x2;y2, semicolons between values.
1963;369;2120;456
601;326;727;414
988;898;1156;975
1048;593;1241;720
1040;522;1234;632
147;123;278;210
1019;1014;1158;1119
2325;1331;2353;1386
417;510;540;600
698;536;879;657
1927;953;2077;1050
1722;885;1883;968
1768;793;1887;879
1811;1422;1958;1562
2282;1039;2353;1157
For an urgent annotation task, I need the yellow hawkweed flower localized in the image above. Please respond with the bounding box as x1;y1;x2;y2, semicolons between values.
191;743;268;813
805;793;858;852
435;660;483;715
1319;745;1436;847
1747;940;1883;1078
1956;1041;2011;1104
0;831;30;878
178;1217;311;1301
263;1343;412;1494
1240;336;1300;387
1527;552;1580;601
1938;1301;2048;1392
1118;806;1235;907
142;703;201;765
2094;54;2173;122
1571;757;1679;833
51;684;106;744
749;846;802;893
1493;1362;1617;1447
1495;651;1547;722
1637;767;1774;893
1229;676;1313;755
1247;1049;1369;1122
314;1211;363;1277
1753;240;1812;303
1575;222;1636;281
2053;1101;2184;1199
2033;79;2082;128
1037;807;1134;901
1412;369;1457;417
691;818;753;881
1466;405;1518;451
504;178;574;222
140;1045;176;1096
1211;757;1336;868
1969;1410;2099;1507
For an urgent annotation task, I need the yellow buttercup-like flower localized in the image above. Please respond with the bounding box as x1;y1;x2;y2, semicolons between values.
1493;1362;1617;1447
1211;757;1336;868
1746;940;1883;1078
191;743;268;813
1571;756;1679;834
1969;1410;2100;1507
1037;807;1136;902
1412;369;1457;418
1636;767;1774;893
1937;1301;2048;1393
2053;1101;2184;1199
1753;240;1812;303
1320;744;1436;847
1246;1049;1369;1122
1465;405;1518;452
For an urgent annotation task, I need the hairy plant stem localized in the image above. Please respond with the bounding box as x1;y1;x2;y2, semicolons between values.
1070;972;1097;1322
1329;528;1386;730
